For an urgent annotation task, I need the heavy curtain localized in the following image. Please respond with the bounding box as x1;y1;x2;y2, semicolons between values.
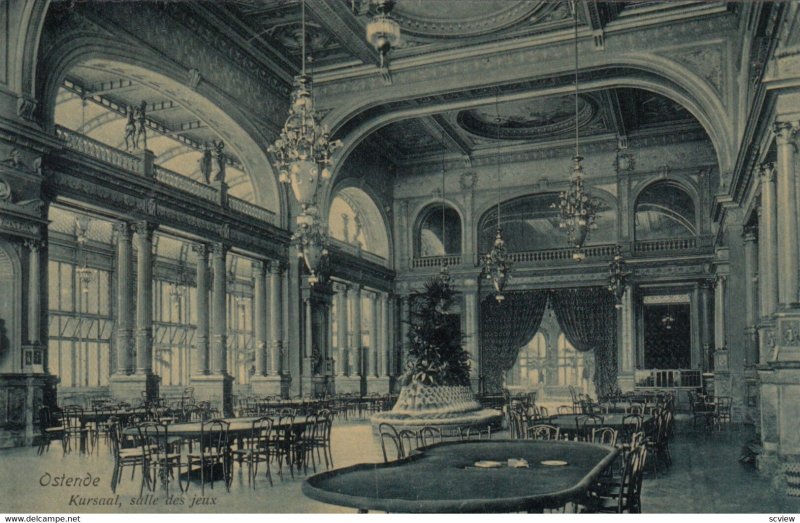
480;290;549;393
550;287;619;399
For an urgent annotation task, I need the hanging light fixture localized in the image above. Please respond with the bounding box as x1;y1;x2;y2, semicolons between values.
607;246;630;309
554;2;600;262
268;0;341;285
661;305;676;330
74;216;94;294
365;0;401;68
480;92;512;302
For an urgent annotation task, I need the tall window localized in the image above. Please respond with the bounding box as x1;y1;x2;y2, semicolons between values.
153;279;196;387
228;286;254;385
506;332;547;388
557;333;584;388
48;260;112;388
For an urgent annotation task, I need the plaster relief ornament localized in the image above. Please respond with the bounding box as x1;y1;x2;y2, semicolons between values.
0;179;11;202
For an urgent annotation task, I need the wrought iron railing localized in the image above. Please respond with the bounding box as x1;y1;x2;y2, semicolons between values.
634;237;698;253
56;125;140;172
634;368;702;388
411;255;462;269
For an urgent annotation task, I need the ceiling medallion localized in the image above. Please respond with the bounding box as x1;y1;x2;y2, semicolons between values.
268;0;342;285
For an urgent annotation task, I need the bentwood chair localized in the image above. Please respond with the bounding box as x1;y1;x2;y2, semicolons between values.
108;421;150;495
592;427;618;447
269;412;297;479
232;416;273;488
139;421;186;494
37;406;66;456
380;432;405;463
527;424;560;440
187;419;232;494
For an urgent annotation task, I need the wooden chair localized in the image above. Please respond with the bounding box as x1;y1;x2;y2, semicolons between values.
713;396;732;431
576;414;604;442
418;426;443;447
108;421;149;495
37;406;66;456
380;432;404;462
586;443;647;513
187;419;232;494
591;427;618;447
269;412;296;480
232;416;273;488
139;421;186;494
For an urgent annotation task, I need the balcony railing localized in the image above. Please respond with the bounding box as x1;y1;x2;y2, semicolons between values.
153;165;218;203
228;196;277;225
634;237;697;254
411;255;462;269
329;238;388;266
506;244;618;263
56;125;140;172
635;368;702;388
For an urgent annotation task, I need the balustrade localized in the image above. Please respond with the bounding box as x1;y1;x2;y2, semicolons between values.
634;237;697;253
228;196;277;225
153;165;218;202
56;125;140;172
411;255;462;269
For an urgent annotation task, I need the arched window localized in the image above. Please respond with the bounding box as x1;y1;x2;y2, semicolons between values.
416;205;461;257
634;181;696;240
506;332;547;388
478;193;615;253
557;333;585;389
328;187;390;261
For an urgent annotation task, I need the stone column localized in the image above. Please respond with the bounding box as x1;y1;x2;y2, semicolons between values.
134;222;154;375
27;240;42;346
253;261;267;377
743;227;759;366
351;285;363;377
463;286;480;392
269;262;284;375
113;223;133;374
759;163;779;317
617;284;635;391
773;122;799;306
210;242;228;375
368;292;378;377
192;243;210;376
376;293;384;377
336;284;349;376
714;275;726;350
699;279;714;371
399;295;410;374
381;293;391;377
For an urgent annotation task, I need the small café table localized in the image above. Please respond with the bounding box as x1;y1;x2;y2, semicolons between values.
302;440;618;513
547;413;655;438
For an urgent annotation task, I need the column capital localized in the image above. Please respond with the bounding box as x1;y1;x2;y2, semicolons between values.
352;283;363;295
112;221;133;240
759;161;776;183
699;278;716;291
24;239;45;252
133;221;156;238
211;242;228;257
267;259;285;274
772;121;799;145
334;281;350;294
252;259;267;277
191;242;210;259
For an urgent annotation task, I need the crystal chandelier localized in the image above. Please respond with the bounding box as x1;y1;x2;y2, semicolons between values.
268;0;341;284
554;2;600;262
607;246;630;309
480;94;512;302
366;0;401;68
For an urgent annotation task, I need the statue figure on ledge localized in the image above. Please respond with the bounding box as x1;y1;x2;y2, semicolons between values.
212;139;226;183
135;100;147;150
124;107;136;150
198;142;212;184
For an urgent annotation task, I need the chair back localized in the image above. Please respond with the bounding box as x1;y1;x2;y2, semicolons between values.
418;426;443;447
38;406;60;433
576;414;604;441
200;419;230;454
527;424;560;440
591;427;618;447
380;432;404;462
620;414;644;444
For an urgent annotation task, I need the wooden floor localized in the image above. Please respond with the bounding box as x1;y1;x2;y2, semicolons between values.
0;417;798;513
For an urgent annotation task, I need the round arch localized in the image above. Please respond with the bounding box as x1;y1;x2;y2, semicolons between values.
411;199;465;258
327;184;392;264
632;178;699;241
36;35;286;219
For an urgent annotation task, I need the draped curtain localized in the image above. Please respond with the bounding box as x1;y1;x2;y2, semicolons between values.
550;287;619;399
480;291;549;393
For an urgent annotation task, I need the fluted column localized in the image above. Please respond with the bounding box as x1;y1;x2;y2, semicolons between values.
113;223;133;374
336;284;349;375
351;284;363;376
368;291;378;376
774;122;799;306
381;294;391;376
26;239;42;346
268;261;283;375
759;163;779;316
714;275;726;349
193;243;210;376
210;242;228;375
699;279;714;371
134;222;154;374
744;227;758;366
253;261;267;376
